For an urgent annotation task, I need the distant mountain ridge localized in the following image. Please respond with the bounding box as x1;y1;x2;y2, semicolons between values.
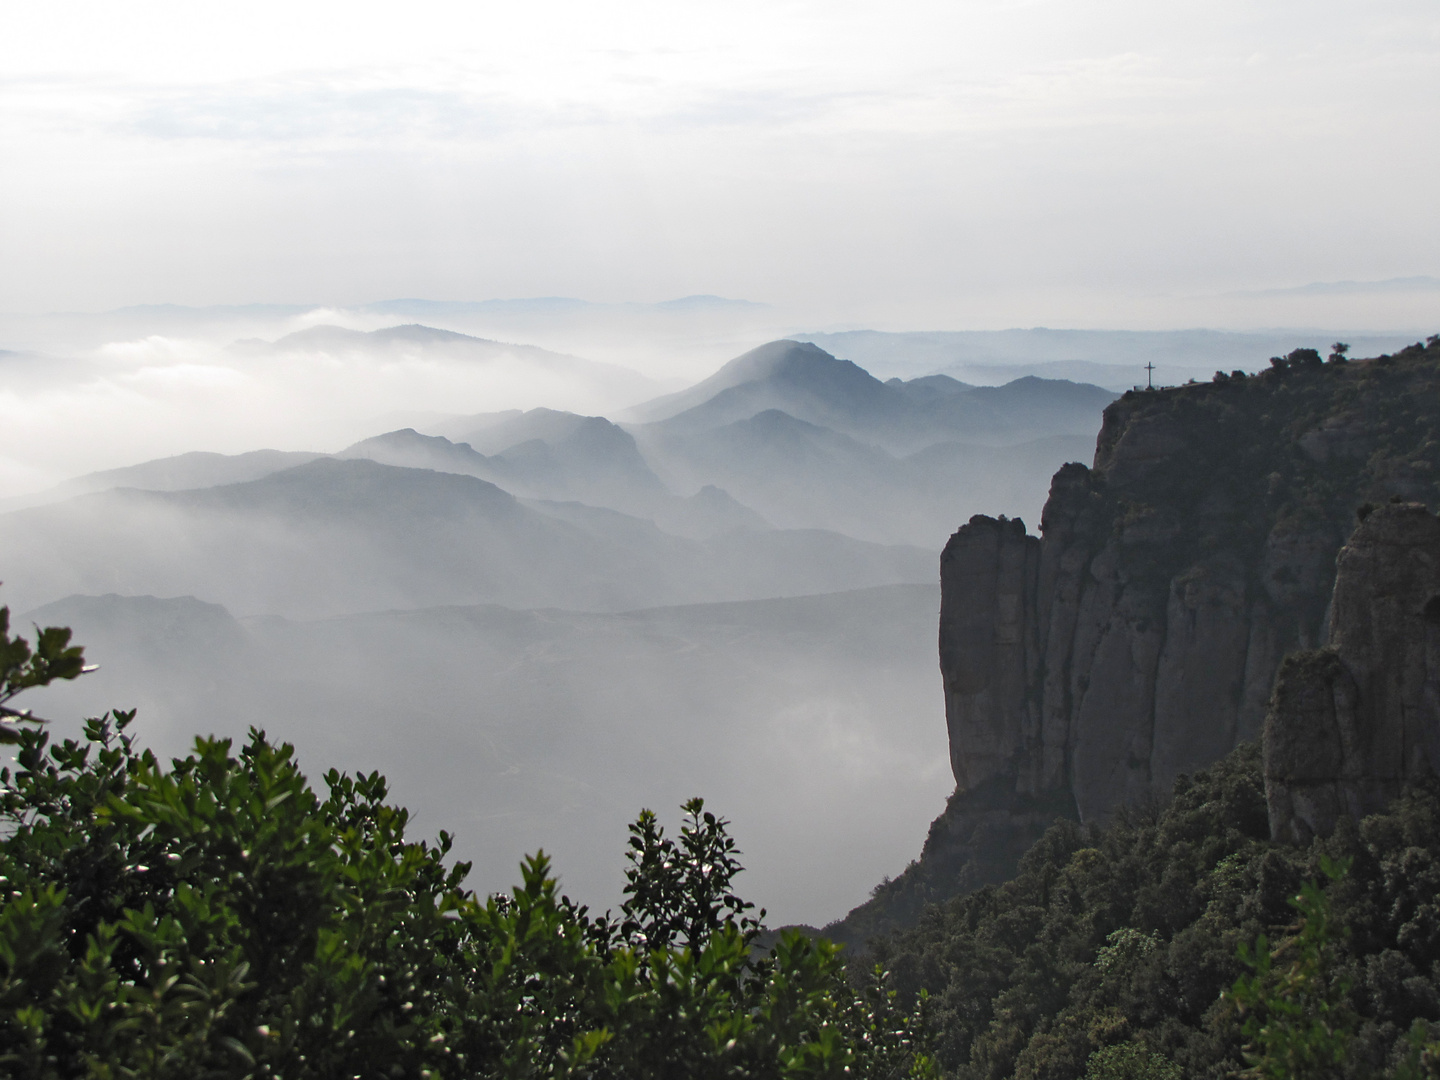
341;416;669;518
624;340;1115;454
797;328;1425;387
623;341;878;423
620;340;1114;543
6;337;1117;549
263;323;572;359
0;457;932;618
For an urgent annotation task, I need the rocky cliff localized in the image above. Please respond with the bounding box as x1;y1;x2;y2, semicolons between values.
1266;503;1440;842
940;339;1440;825
829;336;1440;947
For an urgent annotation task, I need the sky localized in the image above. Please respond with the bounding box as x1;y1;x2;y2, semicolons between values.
4;0;1440;330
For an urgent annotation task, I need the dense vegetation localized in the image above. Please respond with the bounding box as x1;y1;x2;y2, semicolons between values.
869;742;1440;1079
0;616;931;1079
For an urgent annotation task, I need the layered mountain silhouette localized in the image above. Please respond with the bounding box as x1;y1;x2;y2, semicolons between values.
624;339;1114;454
619;341;1112;545
235;322;664;412
339;423;724;528
3;336;1114;559
0;449;326;511
258;323;611;376
0;457;929;618
0;330;1121;921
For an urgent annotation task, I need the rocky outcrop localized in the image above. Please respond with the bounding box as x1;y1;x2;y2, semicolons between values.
822;775;1075;950
939;340;1440;828
939;463;1324;826
1265;504;1440;841
938;515;1041;792
829;340;1440;948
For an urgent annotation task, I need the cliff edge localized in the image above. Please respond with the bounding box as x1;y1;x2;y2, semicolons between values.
829;336;1440;948
1266;502;1440;842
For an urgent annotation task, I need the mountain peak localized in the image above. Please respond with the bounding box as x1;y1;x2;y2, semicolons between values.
622;340;872;424
710;339;844;382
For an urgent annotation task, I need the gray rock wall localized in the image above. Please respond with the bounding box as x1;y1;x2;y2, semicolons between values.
934;346;1440;868
940;494;1321;825
1266;504;1440;841
939;394;1341;824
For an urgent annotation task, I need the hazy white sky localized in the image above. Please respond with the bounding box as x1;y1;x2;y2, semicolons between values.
3;0;1439;327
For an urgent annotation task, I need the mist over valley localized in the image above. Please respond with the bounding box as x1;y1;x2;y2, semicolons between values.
6;306;1432;924
3;318;1138;923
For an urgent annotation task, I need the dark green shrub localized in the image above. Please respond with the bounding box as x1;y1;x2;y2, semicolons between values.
0;613;933;1080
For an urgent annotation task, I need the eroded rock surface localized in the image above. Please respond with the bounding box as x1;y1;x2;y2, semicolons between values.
830;340;1440;947
1266;504;1440;841
938;341;1440;829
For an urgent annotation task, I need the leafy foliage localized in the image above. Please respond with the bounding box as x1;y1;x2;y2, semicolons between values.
1225;856;1356;1080
619;798;761;954
1081;1043;1179;1080
0;618;934;1079
869;744;1440;1080
0;606;90;741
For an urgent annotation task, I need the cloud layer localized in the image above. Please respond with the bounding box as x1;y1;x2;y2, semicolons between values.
3;0;1438;327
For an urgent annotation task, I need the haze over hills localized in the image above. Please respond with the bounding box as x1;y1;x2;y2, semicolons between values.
7;336;1114;547
0;310;685;495
620;340;1113;544
0;331;1119;919
0;457;934;619
0;296;784;380
242;322;666;414
7;323;1435;925
0;449;327;512
623;339;1115;452
19;585;952;922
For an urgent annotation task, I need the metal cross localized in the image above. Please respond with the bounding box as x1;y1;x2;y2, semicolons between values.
1145;362;1155;390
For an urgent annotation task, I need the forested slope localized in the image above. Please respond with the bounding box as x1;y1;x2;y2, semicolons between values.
874;744;1440;1080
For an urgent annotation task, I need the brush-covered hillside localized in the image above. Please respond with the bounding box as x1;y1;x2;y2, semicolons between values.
872;743;1440;1080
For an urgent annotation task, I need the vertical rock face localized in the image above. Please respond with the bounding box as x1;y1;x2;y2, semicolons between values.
831;340;1440;946
938;515;1040;791
1265;504;1440;842
939;341;1440;830
940;464;1330;826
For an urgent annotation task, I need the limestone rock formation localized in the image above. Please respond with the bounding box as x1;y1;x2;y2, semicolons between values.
1265;503;1440;842
829;338;1440;947
939;341;1440;829
938;515;1041;792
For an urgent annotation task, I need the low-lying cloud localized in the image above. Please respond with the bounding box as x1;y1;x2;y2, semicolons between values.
0;313;681;497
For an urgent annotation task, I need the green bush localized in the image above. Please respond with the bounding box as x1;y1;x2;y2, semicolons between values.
1082;1043;1180;1080
1225;856;1356;1080
0;612;933;1079
871;744;1440;1080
